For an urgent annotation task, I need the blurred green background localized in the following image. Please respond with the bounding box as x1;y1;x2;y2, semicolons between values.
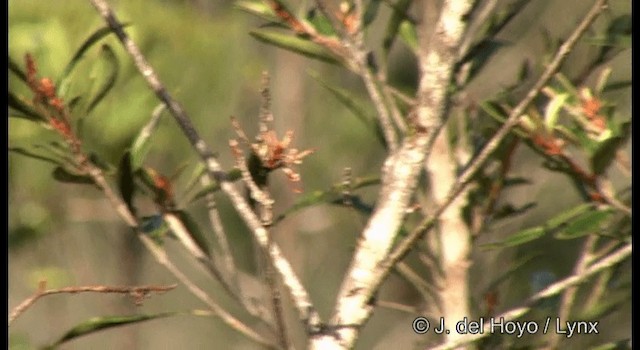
9;0;630;349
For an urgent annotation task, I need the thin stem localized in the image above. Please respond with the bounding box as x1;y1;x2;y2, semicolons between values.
9;283;177;325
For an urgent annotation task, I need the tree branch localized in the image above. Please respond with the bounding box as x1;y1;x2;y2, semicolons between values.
9;283;177;325
313;1;476;348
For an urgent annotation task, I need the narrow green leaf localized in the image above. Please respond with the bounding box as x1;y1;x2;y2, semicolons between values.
577;290;629;321
460;39;510;84
479;0;529;39
234;0;280;23
547;203;594;228
594;67;612;96
182;163;206;201
86;44;119;114
382;0;412;58
51;313;173;347
585;35;631;48
89;153;113;172
502;177;531;187
485;253;541;291
363;0;382;27
188;169;242;203
554;209;613;239
591;121;630;175
308;71;371;126
9;147;63;166
588;339;631;350
309;70;387;148
398;20;418;52
544;93;569;131
492;202;536;220
480;100;508;123
274;175;380;224
8;56;27;82
8;91;42;121
52;166;94;185
250;30;339;64
57;24;130;91
481;226;546;249
305;8;337;36
118;152;136;216
603;80;631;93
130;104;166;171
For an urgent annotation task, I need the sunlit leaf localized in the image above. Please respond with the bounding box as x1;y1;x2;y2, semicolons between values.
234;0;281;24
398;20;418;52
250;30;340;64
594;67;612;96
544;93;569;131
130;104;166;171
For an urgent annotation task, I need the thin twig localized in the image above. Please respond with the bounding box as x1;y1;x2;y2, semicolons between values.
88;0;321;334
428;242;631;350
9;283;177;325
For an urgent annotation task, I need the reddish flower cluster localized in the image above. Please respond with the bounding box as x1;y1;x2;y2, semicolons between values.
24;54;78;150
230;117;314;193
